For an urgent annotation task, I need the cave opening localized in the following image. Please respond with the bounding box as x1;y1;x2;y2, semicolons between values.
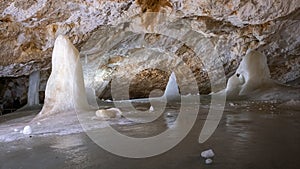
0;70;48;115
129;68;169;99
0;76;28;115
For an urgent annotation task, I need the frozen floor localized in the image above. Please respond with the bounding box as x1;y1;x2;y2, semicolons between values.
0;99;300;169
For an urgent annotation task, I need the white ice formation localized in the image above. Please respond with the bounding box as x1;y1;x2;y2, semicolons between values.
39;35;90;115
27;71;40;107
216;50;300;100
22;125;32;135
224;50;274;97
163;72;180;101
95;108;122;119
205;158;213;164
201;149;215;158
149;105;154;112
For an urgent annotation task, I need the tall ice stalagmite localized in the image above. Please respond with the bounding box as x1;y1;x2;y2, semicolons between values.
218;50;300;100
221;50;278;98
39;35;89;115
163;72;180;101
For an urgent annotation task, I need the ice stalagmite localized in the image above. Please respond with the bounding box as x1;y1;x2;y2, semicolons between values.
163;72;180;101
39;35;89;115
223;50;274;97
219;50;300;100
235;50;273;95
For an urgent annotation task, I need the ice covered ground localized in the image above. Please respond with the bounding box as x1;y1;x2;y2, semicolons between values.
0;97;299;143
0;102;129;143
0;98;300;169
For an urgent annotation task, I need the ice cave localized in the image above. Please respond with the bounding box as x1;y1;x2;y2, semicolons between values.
0;0;300;168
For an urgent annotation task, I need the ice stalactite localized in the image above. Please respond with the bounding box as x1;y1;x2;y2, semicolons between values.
27;71;40;107
39;35;90;115
163;72;180;101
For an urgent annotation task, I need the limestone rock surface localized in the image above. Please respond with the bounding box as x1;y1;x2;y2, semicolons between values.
0;0;299;98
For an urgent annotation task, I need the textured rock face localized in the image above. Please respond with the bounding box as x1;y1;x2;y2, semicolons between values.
0;0;133;77
0;0;299;98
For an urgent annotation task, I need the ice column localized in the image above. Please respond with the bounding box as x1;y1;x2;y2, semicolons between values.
39;35;90;114
27;71;40;106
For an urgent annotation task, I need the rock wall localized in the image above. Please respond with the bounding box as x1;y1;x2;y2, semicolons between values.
0;0;299;98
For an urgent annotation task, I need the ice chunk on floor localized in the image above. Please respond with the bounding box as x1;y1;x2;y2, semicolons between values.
95;108;122;118
205;158;213;164
201;149;215;158
163;72;180;101
229;102;235;106
23;126;32;135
